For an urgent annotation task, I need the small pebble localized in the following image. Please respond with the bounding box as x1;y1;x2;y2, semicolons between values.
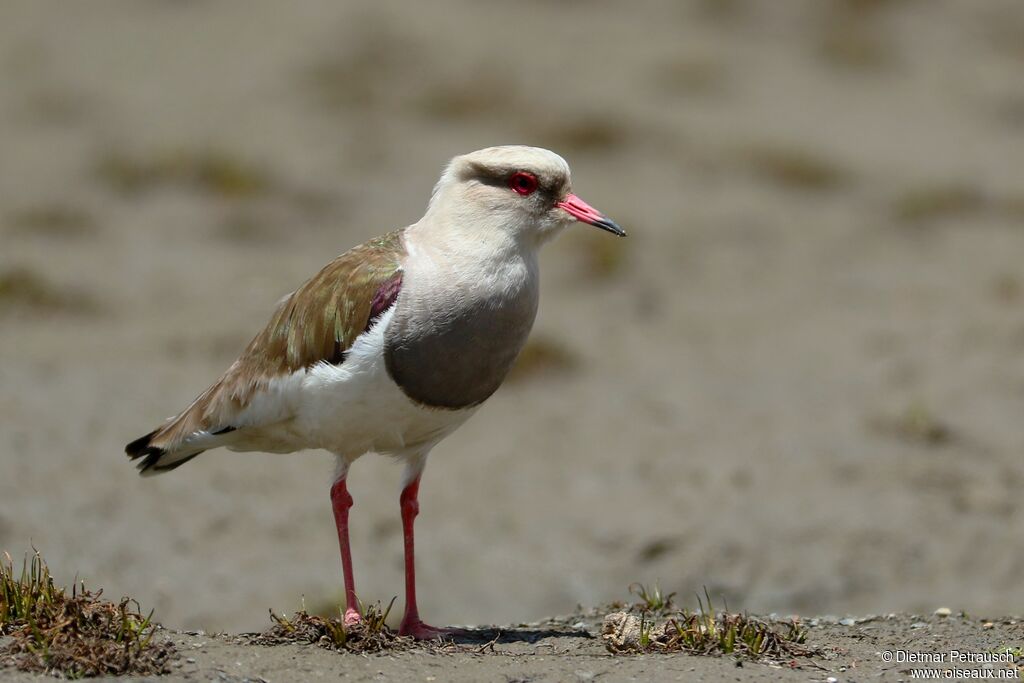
839;618;856;626
911;622;928;629
186;658;196;664
934;607;951;617
983;622;995;629
826;677;838;683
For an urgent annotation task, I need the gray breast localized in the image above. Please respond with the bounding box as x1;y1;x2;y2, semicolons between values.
384;283;538;409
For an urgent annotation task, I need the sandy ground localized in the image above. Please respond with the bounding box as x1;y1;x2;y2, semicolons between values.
2;0;1024;652
5;612;1024;682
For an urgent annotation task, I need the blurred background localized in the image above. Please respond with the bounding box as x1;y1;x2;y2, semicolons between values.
2;0;1023;632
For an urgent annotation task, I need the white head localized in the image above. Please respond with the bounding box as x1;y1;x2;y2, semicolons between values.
424;145;625;246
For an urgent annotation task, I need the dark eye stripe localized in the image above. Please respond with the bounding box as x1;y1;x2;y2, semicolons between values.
463;162;564;198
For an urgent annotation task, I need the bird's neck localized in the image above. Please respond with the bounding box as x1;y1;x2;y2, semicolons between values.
412;203;540;280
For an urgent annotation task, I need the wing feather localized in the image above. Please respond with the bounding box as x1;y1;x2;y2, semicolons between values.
131;229;406;459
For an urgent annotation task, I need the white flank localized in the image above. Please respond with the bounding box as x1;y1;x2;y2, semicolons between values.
224;306;476;464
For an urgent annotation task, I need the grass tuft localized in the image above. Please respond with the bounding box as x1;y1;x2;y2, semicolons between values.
0;552;59;628
0;551;175;677
604;586;813;663
256;599;410;654
629;582;676;614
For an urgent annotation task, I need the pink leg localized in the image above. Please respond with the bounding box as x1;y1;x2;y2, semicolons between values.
330;478;361;626
397;477;451;639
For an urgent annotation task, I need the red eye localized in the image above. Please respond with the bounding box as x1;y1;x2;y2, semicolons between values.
508;171;539;196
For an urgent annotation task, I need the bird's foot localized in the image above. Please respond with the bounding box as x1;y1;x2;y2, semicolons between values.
398;618;457;640
343;607;361;627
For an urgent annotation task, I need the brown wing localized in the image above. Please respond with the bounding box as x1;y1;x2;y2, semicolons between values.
129;229;406;464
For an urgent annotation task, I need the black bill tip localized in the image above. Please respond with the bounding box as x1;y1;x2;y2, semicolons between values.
591;217;627;237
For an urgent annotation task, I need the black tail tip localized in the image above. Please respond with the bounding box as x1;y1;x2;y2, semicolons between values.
126;430;170;475
126;429;202;475
126;430;160;459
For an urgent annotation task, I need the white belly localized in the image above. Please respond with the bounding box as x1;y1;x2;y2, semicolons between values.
227;307;476;459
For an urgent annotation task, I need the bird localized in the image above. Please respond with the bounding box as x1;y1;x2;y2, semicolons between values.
125;145;626;639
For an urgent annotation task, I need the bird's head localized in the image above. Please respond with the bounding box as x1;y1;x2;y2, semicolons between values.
427;145;626;245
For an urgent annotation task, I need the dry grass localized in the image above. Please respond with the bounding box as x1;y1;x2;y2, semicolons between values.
604;586;813;663
658;611;808;659
0;552;175;678
255;600;411;654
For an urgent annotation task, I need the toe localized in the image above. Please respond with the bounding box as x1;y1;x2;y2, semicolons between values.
343;608;362;626
399;619;457;640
